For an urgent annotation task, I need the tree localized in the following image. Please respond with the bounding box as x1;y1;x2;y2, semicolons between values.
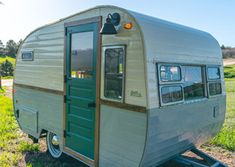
17;39;23;53
6;40;18;58
221;45;225;50
0;60;14;77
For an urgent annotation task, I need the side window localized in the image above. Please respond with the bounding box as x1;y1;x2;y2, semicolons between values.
207;67;222;96
161;86;183;104
182;66;205;100
158;64;183;105
158;64;206;106
104;46;125;101
160;65;181;82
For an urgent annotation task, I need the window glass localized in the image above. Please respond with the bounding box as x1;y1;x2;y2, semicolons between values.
160;65;181;82
161;86;183;104
71;32;93;79
104;47;124;100
209;82;222;96
208;67;220;80
182;66;205;100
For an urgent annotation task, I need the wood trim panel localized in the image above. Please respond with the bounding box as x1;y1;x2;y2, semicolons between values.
14;83;64;95
100;99;147;113
94;16;102;167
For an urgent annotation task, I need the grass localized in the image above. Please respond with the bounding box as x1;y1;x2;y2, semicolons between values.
0;89;39;167
0;56;16;66
210;75;235;151
224;65;235;78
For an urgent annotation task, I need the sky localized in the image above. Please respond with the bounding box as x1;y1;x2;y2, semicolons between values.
0;0;234;47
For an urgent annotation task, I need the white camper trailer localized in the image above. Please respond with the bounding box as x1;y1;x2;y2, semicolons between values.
13;5;226;167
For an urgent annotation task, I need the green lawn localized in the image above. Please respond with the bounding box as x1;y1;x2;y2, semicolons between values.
224;65;235;78
0;56;16;66
210;78;235;151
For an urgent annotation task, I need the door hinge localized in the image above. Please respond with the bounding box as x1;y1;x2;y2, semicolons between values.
64;74;67;83
63;130;66;138
64;95;66;103
16;109;19;118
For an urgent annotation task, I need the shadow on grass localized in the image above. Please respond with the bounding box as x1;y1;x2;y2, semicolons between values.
24;151;88;167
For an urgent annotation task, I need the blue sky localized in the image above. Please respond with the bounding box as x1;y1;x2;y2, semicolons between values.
0;0;234;46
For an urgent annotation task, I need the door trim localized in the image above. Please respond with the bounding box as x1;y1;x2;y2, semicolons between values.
63;16;102;167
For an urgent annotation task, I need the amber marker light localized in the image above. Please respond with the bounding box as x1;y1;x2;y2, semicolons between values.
123;22;133;29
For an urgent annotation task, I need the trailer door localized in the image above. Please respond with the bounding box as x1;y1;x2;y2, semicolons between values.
65;22;98;160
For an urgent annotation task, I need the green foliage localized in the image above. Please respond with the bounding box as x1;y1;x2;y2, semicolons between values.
210;78;235;151
0;56;16;65
224;65;235;78
17;141;40;152
5;40;18;58
0;60;14;77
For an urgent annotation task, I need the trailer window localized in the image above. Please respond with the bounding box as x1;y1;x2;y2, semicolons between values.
208;67;220;80
182;66;205;100
104;47;125;100
207;67;222;96
71;32;93;79
160;65;181;82
161;86;183;104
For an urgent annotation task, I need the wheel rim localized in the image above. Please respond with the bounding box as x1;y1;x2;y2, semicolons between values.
47;132;62;158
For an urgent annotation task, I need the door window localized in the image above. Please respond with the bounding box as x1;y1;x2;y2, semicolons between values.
71;31;93;79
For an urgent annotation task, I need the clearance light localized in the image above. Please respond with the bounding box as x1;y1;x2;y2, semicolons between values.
123;22;133;29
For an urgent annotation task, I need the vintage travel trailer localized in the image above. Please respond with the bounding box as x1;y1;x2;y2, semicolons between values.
13;5;226;167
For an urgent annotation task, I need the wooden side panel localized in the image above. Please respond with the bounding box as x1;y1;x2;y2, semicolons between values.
99;105;147;167
140;96;226;166
14;85;64;145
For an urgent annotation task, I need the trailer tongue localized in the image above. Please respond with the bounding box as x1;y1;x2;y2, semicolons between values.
161;147;228;167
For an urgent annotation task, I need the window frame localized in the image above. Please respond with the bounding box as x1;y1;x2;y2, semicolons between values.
206;66;222;97
158;64;182;84
182;65;207;101
102;45;126;102
157;63;208;107
159;84;184;106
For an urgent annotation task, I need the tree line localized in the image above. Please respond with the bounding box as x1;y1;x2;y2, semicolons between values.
0;39;22;79
0;39;22;58
221;45;235;59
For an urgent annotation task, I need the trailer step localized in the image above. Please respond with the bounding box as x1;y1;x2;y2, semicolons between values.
172;147;228;167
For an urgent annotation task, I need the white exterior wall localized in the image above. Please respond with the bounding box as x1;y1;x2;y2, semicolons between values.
130;11;223;109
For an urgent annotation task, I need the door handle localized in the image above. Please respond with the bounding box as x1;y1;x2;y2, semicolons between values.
88;102;96;108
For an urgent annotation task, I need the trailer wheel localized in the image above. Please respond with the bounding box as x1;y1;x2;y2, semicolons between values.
46;132;62;158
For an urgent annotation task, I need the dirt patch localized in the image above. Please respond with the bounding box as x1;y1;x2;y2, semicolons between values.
224;58;235;66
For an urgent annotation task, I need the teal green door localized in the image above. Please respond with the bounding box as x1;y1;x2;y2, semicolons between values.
65;23;98;159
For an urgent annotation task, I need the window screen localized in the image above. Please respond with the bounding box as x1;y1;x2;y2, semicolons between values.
104;47;124;100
